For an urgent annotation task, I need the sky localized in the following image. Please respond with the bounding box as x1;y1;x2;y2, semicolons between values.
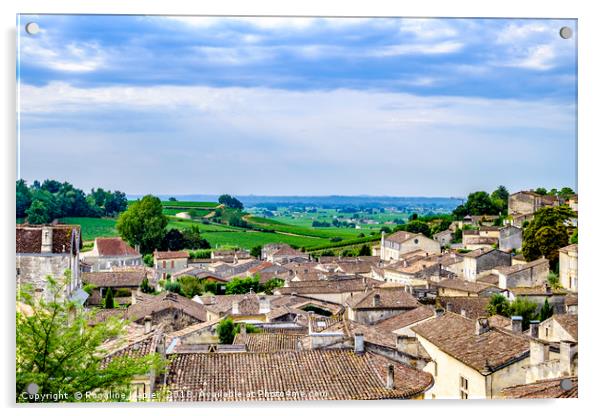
17;15;577;197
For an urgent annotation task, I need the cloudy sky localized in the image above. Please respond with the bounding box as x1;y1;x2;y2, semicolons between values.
17;15;577;197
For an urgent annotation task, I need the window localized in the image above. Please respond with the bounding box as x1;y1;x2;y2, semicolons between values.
171;260;175;268
460;376;469;399
162;260;166;268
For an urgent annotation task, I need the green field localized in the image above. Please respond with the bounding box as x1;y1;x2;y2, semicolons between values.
60;217;119;241
162;208;211;217
246;215;363;239
161;201;220;208
201;230;326;250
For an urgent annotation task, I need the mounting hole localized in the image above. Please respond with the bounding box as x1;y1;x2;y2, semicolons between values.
25;22;40;35
559;26;573;39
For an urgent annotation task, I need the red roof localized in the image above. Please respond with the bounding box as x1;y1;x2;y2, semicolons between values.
96;238;140;257
154;250;189;260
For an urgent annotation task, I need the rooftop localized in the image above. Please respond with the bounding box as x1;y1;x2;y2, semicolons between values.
163;350;433;401
154;250;190;260
16;224;81;254
346;287;420;310
233;333;303;352
82;271;146;287
95;237;140;257
501;377;578;399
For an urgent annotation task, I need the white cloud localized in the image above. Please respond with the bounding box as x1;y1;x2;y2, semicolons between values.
398;19;459;40
372;40;463;57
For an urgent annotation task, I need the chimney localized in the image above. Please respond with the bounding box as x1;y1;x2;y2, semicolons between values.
511;316;523;333
354;333;365;354
386;364;395;390
240;323;247;335
232;301;239;315
144;315;152;334
475;317;490;335
372;294;381;307
460;309;466;318
435;308;444;317
560;341;576;375
41;226;53;253
529;321;540;338
445;302;453;312
529;340;549;366
259;296;271;314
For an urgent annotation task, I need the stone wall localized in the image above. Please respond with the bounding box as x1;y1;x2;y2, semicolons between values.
16;254;74;301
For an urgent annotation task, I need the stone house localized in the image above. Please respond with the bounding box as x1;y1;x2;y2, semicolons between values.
559;244;578;292
462;248;512;281
346;287;420;325
495;258;550;289
275;276;378;304
537;314;578;343
411;313;531;399
16;224;82;301
498;225;523;252
80;237;142;271
380;231;440;261
433;229;453;247
154;250;189;281
431;279;501;298
506;286;568;313
126;291;207;332
509;191;561;217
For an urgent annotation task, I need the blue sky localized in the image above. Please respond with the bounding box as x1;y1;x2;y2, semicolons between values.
17;15;577;197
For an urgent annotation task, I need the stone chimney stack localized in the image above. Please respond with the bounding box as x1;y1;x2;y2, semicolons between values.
386;364;395;390
41;226;53;253
511;316;523;333
475;317;490;335
259;296;271;314
560;341;576;375
144;315;152;334
354;333;365;354
529;340;549;366
529;321;540;338
372;293;381;307
232;300;240;315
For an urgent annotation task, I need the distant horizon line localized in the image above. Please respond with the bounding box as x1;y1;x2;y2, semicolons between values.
126;193;466;199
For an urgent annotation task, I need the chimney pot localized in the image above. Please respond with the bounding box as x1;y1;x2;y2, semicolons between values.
354;333;365;354
435;308;444;317
144;315;152;334
511;316;523;333
530;320;540;338
475;317;490;335
386;364;395;390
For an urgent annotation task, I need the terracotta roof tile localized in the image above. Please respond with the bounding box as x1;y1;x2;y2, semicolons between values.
16;224;81;254
163;350;433;401
501;377;577;399
346;287;420;310
233;333;303;352
154;250;189;260
82;271;146;287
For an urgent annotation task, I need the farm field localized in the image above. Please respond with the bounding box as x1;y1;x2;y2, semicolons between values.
60;217;119;241
201;230;326;250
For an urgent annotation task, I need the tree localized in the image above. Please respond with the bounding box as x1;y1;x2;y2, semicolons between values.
17;276;164;402
104;288;115;309
168;197;177;202
406;220;432;238
491;185;509;214
162;228;185;251
358;245;371;256
409;213;418;221
142;254;154;267
16;179;32;218
522;206;574;269
116;195;168;254
250;245;263;258
218;194;243;210
25;200;52;224
558;187;575;200
570;229;578;244
538;298;553;322
508;297;539;330
164;281;181;294
261;278;284;295
182;225;211;249
178;275;204;298
547;272;561;289
225;276;260;295
453;191;498;218
534;187;548;196
380;226;391;234
140;277;153;294
216;318;237;344
487;294;510;316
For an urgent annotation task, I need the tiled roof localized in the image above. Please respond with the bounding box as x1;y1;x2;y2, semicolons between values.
101;326;163;368
432;278;493;294
383;306;435;331
384;231;420;244
411;313;530;374
82;271;146;287
488;315;512;329
438;297;491;319
127;292;207;322
559;244;578;254
346;287;420;310
496;257;549;276
551;314;578;340
163;350;433;401
501;377;578;399
463;247;495;258
277;277;380;295
154;250;189;260
16;224;80;254
510;286;566;296
477;273;499;285
96;237;139;257
464;237;498;245
233;333;303;352
565;294;578;307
